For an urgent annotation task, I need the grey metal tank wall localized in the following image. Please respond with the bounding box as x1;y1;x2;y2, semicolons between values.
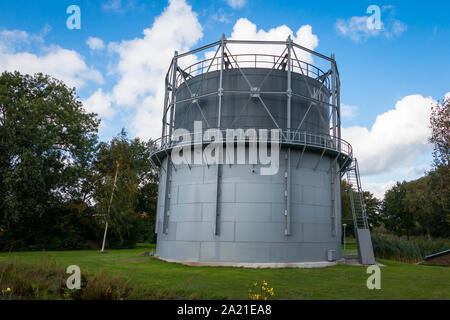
174;69;330;135
155;148;342;263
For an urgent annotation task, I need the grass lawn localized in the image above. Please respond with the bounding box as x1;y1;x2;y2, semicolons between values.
1;244;448;300
342;241;358;254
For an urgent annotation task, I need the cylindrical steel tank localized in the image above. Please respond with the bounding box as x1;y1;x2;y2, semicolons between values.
151;38;352;265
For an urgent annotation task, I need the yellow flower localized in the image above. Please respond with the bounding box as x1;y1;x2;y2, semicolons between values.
6;288;11;292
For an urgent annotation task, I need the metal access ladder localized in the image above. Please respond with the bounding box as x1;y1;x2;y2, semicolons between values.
346;159;376;265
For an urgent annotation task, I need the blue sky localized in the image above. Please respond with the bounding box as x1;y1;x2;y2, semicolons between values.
0;0;449;198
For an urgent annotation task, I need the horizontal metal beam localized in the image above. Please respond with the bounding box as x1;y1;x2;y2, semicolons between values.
226;39;287;45
292;43;333;62
177;41;221;58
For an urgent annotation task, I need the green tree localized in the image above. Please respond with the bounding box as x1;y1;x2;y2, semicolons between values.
93;130;158;248
382;182;415;239
429;97;450;168
341;180;382;239
0;72;99;250
428;96;450;229
136;181;159;243
341;180;354;237
363;191;382;229
427;168;450;237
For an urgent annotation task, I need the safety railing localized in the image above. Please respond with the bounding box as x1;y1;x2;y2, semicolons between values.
177;53;330;90
150;130;352;161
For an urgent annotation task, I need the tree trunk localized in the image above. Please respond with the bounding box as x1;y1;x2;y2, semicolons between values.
101;161;120;253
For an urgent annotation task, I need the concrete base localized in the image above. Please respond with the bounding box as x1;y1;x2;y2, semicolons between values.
156;255;343;269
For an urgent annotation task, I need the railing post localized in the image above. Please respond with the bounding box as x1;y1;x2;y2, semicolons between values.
218;34;225;128
161;72;169;146
169;51;178;144
337;72;341;152
286;35;292;140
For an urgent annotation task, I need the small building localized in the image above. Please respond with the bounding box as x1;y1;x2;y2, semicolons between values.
425;249;450;266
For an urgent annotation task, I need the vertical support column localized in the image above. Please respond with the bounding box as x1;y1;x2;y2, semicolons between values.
284;36;292;236
330;161;338;237
162;51;178;235
330;54;339;237
284;149;291;236
162;158;172;234
155;166;164;235
214;164;222;236
336;68;342;239
214;35;225;236
331;54;337;144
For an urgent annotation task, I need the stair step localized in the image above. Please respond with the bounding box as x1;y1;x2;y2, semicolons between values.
346;158;376;265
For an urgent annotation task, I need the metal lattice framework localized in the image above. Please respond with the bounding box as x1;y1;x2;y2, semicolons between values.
152;35;351;169
151;35;354;238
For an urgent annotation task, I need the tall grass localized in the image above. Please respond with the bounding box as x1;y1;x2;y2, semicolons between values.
372;235;450;263
0;255;196;300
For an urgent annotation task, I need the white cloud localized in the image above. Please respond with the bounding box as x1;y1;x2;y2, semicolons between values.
390;20;407;38
224;18;319;65
102;0;146;13
86;37;105;51
0;39;103;89
102;0;122;11
360;164;429;199
211;12;232;24
0;27;50;52
82;88;115;119
361;180;396;199
0;29;30;44
97;1;320;140
335;16;382;42
107;0;203;139
341;104;358;119
335;6;407;42
225;0;247;9
342;94;435;176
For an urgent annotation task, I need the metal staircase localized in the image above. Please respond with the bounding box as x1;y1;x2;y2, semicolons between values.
346;159;376;265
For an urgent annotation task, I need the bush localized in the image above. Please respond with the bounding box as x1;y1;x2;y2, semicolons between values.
372;234;450;263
